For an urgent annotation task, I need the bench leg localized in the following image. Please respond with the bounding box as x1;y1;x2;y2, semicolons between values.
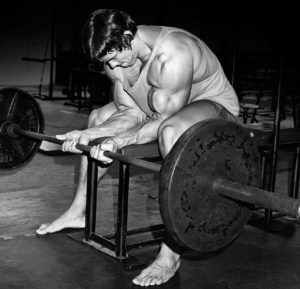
85;157;98;241
291;146;300;199
115;162;130;259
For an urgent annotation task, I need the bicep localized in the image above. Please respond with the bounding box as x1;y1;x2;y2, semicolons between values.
148;53;193;117
149;86;191;117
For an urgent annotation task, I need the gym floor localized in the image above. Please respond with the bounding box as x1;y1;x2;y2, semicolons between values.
0;86;299;289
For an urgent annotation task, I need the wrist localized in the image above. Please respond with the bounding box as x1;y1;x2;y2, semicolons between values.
111;137;122;150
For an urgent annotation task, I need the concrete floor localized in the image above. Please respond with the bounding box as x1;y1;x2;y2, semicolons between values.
0;86;300;288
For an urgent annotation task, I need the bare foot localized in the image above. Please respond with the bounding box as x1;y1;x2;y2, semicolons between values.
132;243;180;286
36;209;85;235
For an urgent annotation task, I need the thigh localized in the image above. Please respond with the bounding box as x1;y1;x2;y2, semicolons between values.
159;99;237;156
88;101;118;127
164;100;234;135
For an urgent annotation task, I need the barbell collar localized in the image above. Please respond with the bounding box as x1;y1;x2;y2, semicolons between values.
11;125;162;173
213;178;300;218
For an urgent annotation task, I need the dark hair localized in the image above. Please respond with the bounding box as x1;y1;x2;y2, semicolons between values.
82;9;137;62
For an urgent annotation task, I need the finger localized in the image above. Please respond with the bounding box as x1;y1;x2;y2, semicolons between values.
62;140;81;154
90;145;98;159
91;145;104;160
90;145;113;164
99;144;114;163
100;142;115;153
56;134;68;140
62;140;72;152
61;140;69;152
70;140;82;154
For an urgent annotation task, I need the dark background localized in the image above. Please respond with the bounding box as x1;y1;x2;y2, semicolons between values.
0;0;299;87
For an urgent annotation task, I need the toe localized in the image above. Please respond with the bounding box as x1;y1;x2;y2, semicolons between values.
36;224;49;235
144;277;154;287
132;268;151;285
132;278;139;285
132;277;142;285
150;277;162;286
141;277;148;287
135;275;147;287
36;229;47;235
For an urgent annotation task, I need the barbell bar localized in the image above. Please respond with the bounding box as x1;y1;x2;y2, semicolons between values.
214;178;300;219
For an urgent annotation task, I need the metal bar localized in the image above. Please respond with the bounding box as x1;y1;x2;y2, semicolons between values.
100;225;165;251
115;161;130;258
291;146;300;199
265;57;284;224
230;15;239;88
126;237;164;251
104;151;161;172
260;154;267;190
213;178;300;218
12;126;162;172
103;224;165;239
91;234;116;251
48;0;57;100
85;158;98;241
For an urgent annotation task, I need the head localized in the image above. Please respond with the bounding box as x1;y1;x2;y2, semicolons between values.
82;9;137;64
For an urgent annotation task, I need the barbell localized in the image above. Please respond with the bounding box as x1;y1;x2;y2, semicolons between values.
0;87;299;253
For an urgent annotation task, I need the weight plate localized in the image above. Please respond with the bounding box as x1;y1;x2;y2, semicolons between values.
0;87;44;170
159;119;260;253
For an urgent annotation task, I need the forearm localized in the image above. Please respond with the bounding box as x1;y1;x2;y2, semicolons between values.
112;113;164;148
84;108;147;140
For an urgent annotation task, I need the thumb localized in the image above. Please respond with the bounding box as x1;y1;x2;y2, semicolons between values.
56;134;68;140
100;139;118;152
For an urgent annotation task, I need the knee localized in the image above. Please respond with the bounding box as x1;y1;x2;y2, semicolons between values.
158;123;180;157
88;109;104;127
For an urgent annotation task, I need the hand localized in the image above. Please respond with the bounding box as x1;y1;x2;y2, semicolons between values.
90;138;118;164
56;130;91;154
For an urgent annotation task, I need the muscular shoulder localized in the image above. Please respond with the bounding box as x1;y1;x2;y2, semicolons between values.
147;36;194;89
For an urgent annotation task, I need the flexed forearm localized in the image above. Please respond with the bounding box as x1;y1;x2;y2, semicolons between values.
84;107;147;140
111;113;165;148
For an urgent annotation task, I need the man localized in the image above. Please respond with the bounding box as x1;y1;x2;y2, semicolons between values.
36;9;239;286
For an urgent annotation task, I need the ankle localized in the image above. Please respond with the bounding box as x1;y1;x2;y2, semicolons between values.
158;243;180;261
67;204;86;216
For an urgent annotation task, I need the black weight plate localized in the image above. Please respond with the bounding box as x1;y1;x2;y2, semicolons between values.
0;87;44;170
159;119;260;253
